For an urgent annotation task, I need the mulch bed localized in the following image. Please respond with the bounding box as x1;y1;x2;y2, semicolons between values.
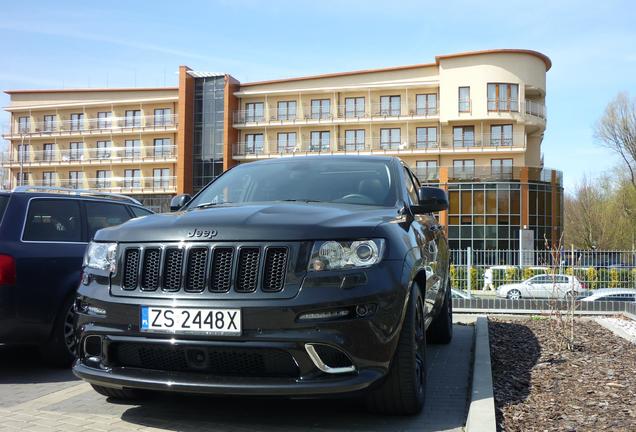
489;317;636;431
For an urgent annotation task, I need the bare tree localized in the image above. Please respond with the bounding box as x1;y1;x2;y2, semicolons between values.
594;92;636;190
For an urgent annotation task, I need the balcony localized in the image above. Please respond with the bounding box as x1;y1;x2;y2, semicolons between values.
21;176;177;194
3;114;177;138
525;100;546;119
447;166;561;184
0;145;177;167
233;133;526;158
233;103;439;127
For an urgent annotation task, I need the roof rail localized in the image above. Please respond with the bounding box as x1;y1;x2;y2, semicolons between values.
12;186;143;205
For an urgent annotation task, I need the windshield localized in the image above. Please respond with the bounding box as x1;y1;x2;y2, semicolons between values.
187;158;397;208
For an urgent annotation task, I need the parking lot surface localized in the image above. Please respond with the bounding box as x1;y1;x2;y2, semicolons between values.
0;324;473;432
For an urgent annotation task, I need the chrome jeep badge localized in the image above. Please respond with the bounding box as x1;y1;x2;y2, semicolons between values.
187;229;217;239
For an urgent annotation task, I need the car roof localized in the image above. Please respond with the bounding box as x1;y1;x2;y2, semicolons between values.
9;187;143;206
587;288;636;296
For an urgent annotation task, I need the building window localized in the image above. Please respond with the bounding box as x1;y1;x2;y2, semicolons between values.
415;160;438;181
154;108;172;126
490;124;513;146
96;170;111;188
124;139;141;158
380;128;401;150
154;138;172;157
345;97;365;118
124;110;141;127
96;141;111;159
16;172;29;185
245;103;264;122
416;127;437;148
453;126;475;147
43;143;54;161
277;101;296;121
491;159;513;178
277;132;297;153
379;96;401;116
153;168;171;188
487;83;519;112
310;99;331;120
70;113;84;131
245;134;264;154
17;144;30;162
42;172;55;187
344;129;365;151
69;142;83;161
43;115;56;132
310;131;330;151
416;94;437;116
97;112;112;129
68;171;82;189
124;169;141;188
18;116;30;133
458;87;470;113
453;159;475;179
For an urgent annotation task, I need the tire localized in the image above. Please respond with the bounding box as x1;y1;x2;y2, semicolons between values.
427;283;453;344
41;295;77;367
366;284;426;415
91;384;141;400
507;289;521;300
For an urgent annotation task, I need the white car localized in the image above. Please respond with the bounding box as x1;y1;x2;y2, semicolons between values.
579;288;636;302
496;274;585;300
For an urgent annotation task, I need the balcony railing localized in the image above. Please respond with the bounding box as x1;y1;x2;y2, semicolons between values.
233;133;526;157
3;114;177;137
233;103;439;125
0;145;177;166
525;100;546;119
19;176;177;193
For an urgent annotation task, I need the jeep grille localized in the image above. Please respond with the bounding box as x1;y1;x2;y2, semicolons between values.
118;244;289;294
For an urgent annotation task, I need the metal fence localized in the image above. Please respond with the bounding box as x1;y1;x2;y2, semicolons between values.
450;248;636;292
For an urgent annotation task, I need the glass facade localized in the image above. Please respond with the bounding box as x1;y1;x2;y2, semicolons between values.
193;76;225;192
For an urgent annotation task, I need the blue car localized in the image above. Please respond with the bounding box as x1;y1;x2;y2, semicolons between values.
0;187;153;366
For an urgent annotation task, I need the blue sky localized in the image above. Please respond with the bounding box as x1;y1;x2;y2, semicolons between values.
1;0;635;191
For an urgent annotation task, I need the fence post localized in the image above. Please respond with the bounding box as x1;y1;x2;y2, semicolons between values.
467;246;472;298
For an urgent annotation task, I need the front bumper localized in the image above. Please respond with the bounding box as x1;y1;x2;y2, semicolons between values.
73;261;408;397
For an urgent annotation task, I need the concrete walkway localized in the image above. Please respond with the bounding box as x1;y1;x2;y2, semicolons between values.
0;324;473;432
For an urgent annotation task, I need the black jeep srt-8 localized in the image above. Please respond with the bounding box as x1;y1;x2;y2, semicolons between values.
73;155;452;415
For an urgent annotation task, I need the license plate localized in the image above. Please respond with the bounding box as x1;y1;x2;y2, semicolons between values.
140;307;241;335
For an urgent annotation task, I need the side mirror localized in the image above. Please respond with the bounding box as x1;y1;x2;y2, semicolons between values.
411;187;449;214
170;194;191;212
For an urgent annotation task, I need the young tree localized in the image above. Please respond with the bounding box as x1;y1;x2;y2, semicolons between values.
594;92;636;191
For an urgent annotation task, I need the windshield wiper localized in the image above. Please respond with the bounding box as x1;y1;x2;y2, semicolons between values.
278;199;322;203
192;201;233;209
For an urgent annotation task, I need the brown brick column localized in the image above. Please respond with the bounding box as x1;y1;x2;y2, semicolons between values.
223;75;240;171
177;65;194;195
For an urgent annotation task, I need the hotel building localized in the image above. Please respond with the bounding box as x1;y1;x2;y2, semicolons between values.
2;49;562;249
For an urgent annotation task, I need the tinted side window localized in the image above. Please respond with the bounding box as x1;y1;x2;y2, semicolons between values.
85;202;132;239
130;206;153;218
0;195;10;223
23;199;82;242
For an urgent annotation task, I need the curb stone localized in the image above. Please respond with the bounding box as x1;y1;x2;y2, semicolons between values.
465;316;497;432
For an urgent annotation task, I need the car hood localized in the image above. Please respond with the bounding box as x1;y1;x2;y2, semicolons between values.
95;202;401;243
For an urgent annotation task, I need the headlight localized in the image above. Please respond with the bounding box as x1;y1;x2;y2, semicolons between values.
83;242;117;273
308;239;385;271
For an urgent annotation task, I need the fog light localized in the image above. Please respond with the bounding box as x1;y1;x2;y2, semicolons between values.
298;309;350;322
83;335;102;357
